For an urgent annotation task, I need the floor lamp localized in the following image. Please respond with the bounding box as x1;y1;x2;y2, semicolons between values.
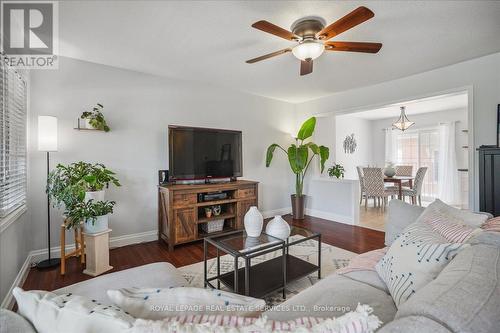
37;116;61;269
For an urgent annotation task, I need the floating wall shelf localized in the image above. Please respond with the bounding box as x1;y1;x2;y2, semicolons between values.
74;119;104;131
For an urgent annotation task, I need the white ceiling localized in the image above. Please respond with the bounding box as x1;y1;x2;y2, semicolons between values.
344;92;468;120
58;1;500;103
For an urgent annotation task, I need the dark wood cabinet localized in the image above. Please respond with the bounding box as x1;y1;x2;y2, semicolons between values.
158;180;258;250
478;147;500;217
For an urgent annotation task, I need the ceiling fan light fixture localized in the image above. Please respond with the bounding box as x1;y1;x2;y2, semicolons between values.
392;106;415;131
292;40;324;61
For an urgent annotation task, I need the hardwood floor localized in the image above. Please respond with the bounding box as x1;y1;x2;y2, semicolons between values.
22;214;384;293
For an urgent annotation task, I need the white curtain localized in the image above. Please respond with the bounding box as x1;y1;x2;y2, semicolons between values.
438;122;460;205
385;129;397;164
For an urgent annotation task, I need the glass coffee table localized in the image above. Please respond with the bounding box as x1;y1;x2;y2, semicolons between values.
203;227;321;299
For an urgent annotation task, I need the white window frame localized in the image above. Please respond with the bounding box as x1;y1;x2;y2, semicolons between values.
0;58;28;230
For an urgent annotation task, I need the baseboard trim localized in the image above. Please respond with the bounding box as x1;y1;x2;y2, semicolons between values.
109;230;157;249
305;208;354;225
1;253;32;309
262;207;291;219
30;229;158;264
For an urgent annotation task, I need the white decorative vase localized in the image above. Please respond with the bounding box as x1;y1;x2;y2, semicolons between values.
84;215;108;234
265;215;291;240
384;167;396;177
85;190;105;202
243;206;263;237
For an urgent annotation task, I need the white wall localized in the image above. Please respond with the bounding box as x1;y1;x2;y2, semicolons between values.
0;212;31;305
335;115;374;179
295;52;500;210
28;57;295;252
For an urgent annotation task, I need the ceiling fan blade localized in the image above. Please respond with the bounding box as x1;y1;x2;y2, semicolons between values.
324;41;382;53
246;48;292;64
300;60;313;76
251;20;299;41
317;6;374;40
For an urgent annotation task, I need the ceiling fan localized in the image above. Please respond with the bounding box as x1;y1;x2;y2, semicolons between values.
246;6;382;76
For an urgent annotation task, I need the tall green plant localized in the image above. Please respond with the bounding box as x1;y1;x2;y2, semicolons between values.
266;117;329;196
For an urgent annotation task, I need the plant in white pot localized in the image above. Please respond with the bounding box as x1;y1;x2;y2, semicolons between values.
80;103;110;132
65;200;115;233
47;162;121;205
266;117;329;219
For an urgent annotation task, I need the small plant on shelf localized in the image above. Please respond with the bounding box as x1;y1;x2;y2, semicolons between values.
81;103;110;132
328;164;345;179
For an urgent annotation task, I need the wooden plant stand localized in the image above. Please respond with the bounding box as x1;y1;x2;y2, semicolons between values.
60;222;85;275
82;228;113;276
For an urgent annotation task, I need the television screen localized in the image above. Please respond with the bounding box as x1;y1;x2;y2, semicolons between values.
168;126;242;180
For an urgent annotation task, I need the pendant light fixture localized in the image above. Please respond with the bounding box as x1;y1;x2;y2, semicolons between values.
392;106;415;131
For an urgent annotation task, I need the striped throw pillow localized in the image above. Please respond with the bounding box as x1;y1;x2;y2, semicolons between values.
482;217;500;232
130;304;382;333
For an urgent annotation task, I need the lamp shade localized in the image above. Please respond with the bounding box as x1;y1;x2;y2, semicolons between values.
38;116;58;151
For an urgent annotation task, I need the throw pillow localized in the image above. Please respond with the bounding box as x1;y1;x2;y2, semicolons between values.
336;247;388;275
481;216;500;232
13;287;134;333
107;287;266;320
415;199;483;242
419;199;488;228
375;224;469;307
128;304;382;333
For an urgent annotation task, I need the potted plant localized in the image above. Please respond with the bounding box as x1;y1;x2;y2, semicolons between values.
47;162;121;206
328;164;345;179
65;200;115;233
266;117;329;219
81;103;110;132
78;163;121;202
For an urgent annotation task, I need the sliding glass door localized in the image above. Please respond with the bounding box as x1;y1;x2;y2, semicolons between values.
395;129;439;201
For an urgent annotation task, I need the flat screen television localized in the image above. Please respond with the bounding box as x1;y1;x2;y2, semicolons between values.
168;125;242;181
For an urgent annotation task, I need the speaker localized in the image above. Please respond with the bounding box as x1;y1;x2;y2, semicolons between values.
158;170;169;185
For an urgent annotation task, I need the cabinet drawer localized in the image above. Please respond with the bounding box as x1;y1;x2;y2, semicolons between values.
238;187;255;199
173;193;197;207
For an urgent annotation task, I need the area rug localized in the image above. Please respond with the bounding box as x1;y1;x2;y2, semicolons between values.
178;235;356;305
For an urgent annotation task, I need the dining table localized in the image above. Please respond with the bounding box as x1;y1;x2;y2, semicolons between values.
384;176;414;199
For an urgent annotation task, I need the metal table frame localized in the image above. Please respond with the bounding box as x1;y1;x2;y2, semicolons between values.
203;229;321;299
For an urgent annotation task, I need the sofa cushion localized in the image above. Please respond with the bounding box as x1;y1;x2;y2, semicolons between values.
0;309;37;333
385;200;424;246
107;287;265;319
342;270;389;293
264;273;397;325
467;230;500;247
377;316;452;333
54;262;187;304
395;244;500;333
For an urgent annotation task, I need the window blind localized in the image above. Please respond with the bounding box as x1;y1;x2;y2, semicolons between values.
0;60;27;218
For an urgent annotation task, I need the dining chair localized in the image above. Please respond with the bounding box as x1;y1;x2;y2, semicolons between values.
396;165;413;187
362;167;398;211
402;167;428;206
356;166;366;205
395;165;413;176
